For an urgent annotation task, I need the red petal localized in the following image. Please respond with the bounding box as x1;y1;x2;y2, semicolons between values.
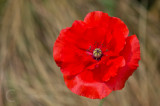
53;39;64;66
84;26;107;44
107;17;129;55
84;11;112;46
54;42;95;76
60;48;96;76
58;21;90;50
84;11;109;27
64;70;112;99
106;35;140;90
109;17;129;38
86;56;125;81
102;56;125;81
53;21;96;76
63;56;125;99
79;55;125;82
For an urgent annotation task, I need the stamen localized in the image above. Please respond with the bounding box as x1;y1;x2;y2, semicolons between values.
93;48;102;59
89;46;91;50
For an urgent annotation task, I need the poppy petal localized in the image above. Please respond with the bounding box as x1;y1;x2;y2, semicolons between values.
64;71;112;99
102;56;125;81
58;21;90;50
84;11;109;27
106;35;140;90
53;21;95;75
84;11;112;46
107;17;129;55
84;27;107;44
109;17;129;38
86;56;125;82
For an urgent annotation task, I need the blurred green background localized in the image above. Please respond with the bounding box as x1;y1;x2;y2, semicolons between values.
0;0;160;106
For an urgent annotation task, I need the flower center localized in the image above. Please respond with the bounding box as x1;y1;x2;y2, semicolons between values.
93;48;102;59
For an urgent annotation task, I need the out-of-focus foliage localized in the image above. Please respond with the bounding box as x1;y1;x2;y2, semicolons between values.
99;0;115;16
137;0;156;10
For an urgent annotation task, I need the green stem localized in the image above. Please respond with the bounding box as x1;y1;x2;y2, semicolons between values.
99;98;105;106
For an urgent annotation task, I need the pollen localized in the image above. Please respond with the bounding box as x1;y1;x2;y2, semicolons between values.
93;48;102;59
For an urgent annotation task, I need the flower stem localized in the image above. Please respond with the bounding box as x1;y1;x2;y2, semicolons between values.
99;98;105;106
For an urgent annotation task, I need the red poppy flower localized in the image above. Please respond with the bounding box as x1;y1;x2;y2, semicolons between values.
53;11;140;99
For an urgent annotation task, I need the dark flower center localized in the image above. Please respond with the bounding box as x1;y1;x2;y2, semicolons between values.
93;48;102;59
